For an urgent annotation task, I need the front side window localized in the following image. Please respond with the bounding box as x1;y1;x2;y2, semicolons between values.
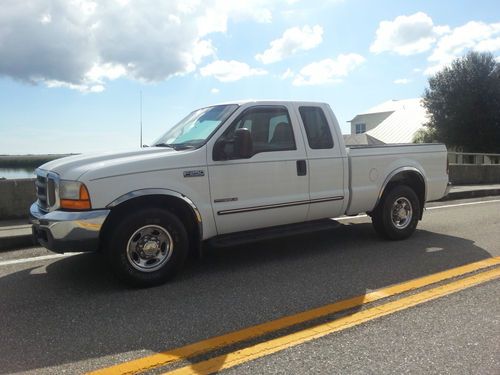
299;106;334;149
216;106;296;159
153;104;238;150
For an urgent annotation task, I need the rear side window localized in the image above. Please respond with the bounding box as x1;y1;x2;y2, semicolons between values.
299;106;334;149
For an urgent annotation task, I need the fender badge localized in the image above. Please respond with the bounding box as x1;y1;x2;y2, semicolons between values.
183;170;205;178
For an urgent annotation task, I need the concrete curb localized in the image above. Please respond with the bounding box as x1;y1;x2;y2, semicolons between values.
0;233;35;251
437;188;500;201
1;187;500;252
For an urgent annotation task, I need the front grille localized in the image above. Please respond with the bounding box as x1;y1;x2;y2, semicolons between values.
35;171;57;211
36;174;48;210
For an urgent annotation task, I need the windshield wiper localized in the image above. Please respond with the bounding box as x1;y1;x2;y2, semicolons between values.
154;143;196;151
154;142;174;148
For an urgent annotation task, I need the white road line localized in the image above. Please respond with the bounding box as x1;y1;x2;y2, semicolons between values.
426;199;500;210
2;198;500;267
335;198;500;221
0;253;80;267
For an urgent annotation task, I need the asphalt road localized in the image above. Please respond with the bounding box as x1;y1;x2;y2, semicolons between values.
0;197;499;374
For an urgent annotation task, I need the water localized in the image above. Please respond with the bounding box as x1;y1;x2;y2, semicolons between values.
0;168;36;180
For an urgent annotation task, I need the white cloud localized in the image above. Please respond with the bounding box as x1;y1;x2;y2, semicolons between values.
86;63;127;82
370;13;500;76
293;53;365;86
40;13;52;24
210;88;220;94
0;0;278;91
44;62;127;93
423;64;444;76
200;60;267;82
280;68;294;79
370;12;449;55
476;37;500;52
45;80;104;93
425;21;500;74
197;0;273;36
255;25;323;64
394;78;411;84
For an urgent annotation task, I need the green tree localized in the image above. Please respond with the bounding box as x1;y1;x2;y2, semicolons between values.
420;51;500;152
412;127;436;144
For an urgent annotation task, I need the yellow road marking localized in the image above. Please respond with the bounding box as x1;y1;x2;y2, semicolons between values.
165;267;500;375
88;258;500;375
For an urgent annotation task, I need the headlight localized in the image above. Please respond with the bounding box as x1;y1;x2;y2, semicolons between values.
59;180;92;210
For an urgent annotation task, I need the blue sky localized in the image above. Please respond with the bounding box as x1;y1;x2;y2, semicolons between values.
1;0;499;154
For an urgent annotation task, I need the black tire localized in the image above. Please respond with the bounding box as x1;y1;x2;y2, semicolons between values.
106;208;188;287
371;185;420;240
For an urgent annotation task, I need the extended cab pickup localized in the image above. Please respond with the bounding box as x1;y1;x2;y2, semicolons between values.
30;100;449;286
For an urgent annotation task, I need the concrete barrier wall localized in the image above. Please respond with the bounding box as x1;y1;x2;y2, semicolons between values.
0;179;36;220
0;165;499;220
449;165;500;185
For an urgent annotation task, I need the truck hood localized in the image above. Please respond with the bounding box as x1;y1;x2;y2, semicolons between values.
39;147;178;181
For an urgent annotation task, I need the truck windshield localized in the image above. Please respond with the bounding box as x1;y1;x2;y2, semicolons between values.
153;104;238;150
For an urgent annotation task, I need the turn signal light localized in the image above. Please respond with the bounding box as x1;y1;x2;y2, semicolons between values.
60;184;91;210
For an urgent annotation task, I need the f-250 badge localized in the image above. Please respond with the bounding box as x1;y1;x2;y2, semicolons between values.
183;170;205;178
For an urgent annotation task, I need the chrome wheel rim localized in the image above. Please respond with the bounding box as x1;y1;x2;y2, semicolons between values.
391;197;413;229
126;225;173;272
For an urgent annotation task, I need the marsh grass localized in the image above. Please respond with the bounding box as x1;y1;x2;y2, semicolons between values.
0;154;73;169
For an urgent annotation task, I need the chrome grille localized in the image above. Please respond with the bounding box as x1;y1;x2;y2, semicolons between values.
36;173;49;210
47;178;56;205
35;170;58;211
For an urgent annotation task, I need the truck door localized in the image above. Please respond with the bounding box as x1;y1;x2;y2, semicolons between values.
207;105;310;235
295;105;346;220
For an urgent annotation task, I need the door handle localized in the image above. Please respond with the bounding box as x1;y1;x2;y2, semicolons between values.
296;160;307;176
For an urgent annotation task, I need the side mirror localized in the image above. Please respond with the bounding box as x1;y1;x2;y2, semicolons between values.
233;128;253;159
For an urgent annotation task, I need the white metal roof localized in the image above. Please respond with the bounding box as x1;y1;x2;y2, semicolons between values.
343;133;385;146
364;98;428;144
360;98;420;115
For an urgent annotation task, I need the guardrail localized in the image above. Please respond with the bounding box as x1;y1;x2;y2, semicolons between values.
448;152;500;165
448;152;500;184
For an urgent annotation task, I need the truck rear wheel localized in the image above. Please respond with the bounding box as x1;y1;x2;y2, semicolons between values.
371;185;420;240
106;208;188;287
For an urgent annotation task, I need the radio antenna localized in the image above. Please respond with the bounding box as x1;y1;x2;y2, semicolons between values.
140;90;143;148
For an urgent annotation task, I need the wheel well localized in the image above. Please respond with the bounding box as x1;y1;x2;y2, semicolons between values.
100;195;201;255
379;171;426;219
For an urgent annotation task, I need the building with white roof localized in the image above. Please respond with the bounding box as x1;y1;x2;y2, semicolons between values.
348;98;428;144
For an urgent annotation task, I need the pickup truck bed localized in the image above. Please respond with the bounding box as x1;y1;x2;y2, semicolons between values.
347;143;448;215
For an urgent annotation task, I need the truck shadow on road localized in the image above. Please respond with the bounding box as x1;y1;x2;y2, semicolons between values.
0;223;495;374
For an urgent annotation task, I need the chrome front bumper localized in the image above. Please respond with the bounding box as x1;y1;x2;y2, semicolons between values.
30;203;110;253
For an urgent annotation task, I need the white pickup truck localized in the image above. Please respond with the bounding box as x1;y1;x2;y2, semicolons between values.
30;100;449;286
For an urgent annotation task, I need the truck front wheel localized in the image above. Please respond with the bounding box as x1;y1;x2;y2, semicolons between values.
371;185;420;240
106;208;188;287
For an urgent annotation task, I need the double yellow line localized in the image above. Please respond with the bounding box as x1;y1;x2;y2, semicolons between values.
89;257;500;375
